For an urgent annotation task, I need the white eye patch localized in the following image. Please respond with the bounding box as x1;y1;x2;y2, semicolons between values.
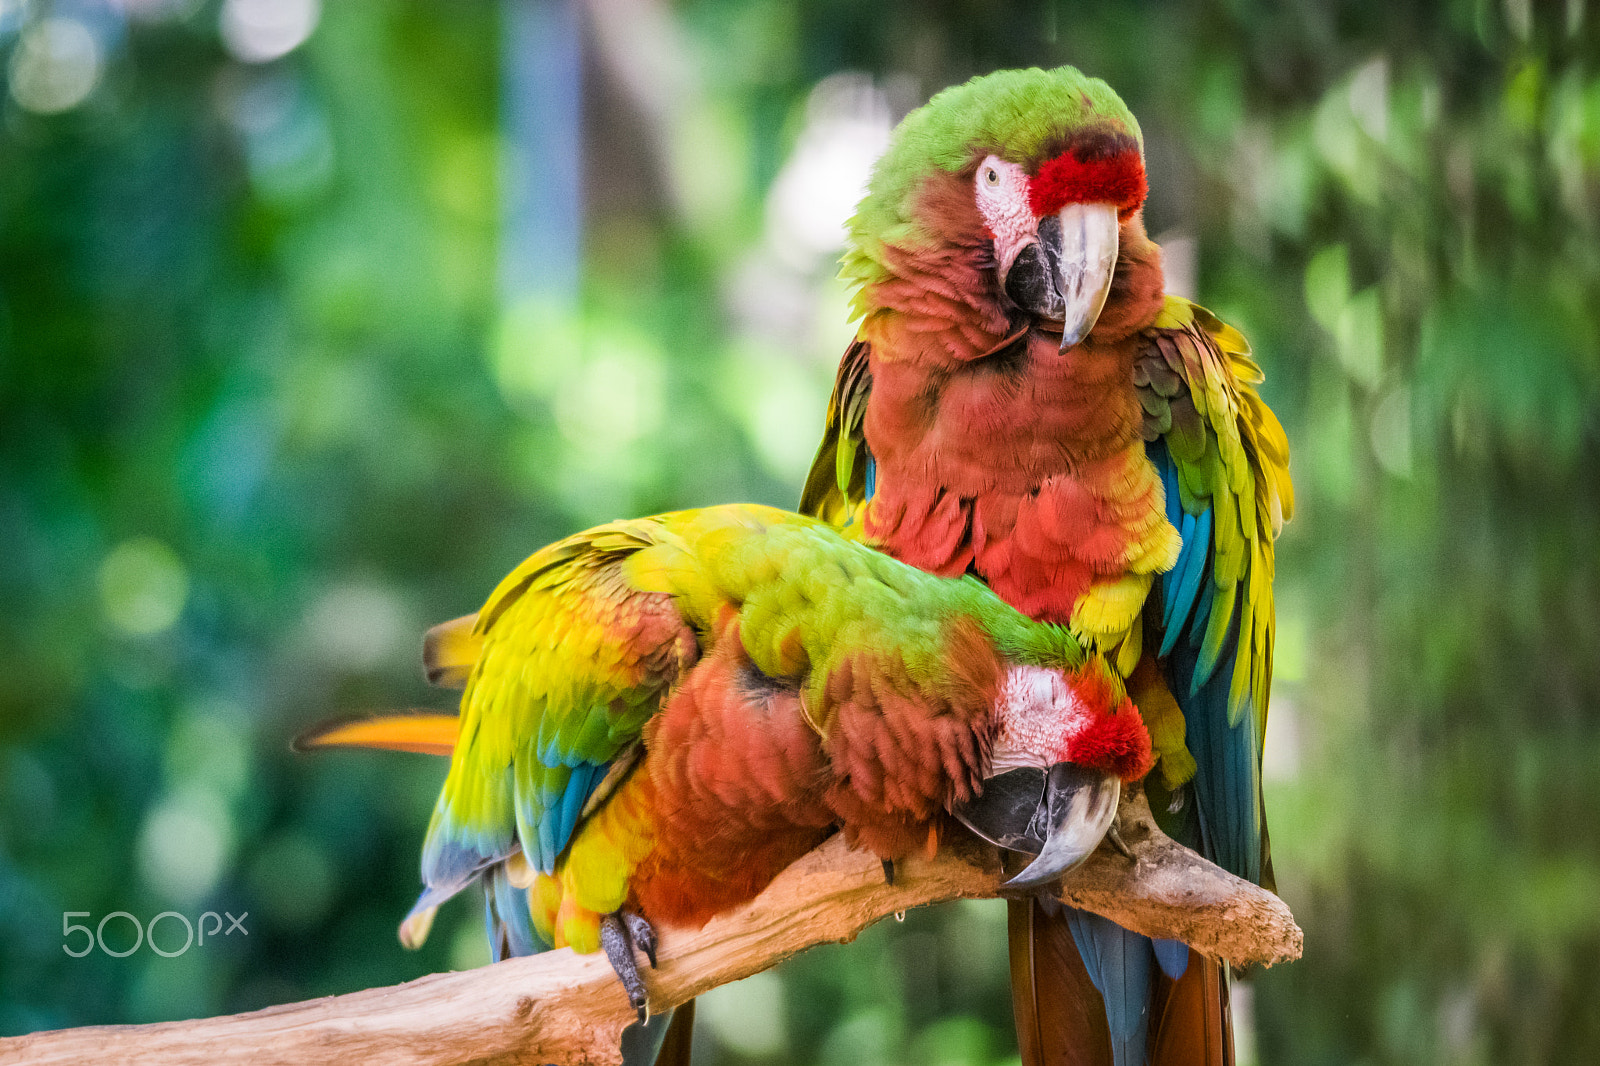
973;154;1035;256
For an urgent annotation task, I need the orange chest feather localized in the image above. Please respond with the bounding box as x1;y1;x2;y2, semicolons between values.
861;334;1163;623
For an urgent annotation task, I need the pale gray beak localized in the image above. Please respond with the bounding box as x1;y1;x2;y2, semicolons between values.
1052;202;1120;350
998;202;1120;351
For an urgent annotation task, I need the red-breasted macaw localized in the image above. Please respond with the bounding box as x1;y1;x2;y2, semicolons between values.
302;504;1155;1043
801;66;1293;1066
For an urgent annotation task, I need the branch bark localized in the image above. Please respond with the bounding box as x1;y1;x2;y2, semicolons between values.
1;789;1300;1066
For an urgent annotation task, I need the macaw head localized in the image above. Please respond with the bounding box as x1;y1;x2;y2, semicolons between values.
956;660;1152;888
847;65;1149;351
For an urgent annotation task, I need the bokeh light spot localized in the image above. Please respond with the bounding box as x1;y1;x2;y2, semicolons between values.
137;788;234;905
98;538;190;637
0;0;30;38
8;17;101;115
699;969;787;1055
303;581;410;673
220;0;320;64
168;705;253;802
766;73;892;269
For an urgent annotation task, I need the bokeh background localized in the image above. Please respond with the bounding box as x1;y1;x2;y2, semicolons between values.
2;0;1598;1062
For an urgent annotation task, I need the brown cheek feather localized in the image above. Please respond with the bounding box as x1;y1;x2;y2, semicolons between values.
820;636;999;859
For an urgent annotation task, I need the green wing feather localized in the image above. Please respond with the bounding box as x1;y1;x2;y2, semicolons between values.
423;517;700;893
1141;296;1293;735
799;339;873;530
420;503;1081;914
1138;295;1293;884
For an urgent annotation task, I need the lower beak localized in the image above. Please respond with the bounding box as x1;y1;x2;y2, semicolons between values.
1050;202;1120;350
1000;203;1120;351
955;763;1121;890
952;768;1051;851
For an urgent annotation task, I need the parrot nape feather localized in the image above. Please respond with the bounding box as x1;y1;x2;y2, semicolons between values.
802;65;1293;1066
301;503;1155;1044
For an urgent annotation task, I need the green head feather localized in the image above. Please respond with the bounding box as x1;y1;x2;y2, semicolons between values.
842;66;1143;299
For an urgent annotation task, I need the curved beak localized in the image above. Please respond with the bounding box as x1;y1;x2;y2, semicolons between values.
1052;203;1120;350
952;767;1049;852
999;203;1120;351
952;763;1121;889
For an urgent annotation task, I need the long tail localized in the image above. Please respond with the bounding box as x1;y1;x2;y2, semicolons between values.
1147;953;1231;1065
1009;899;1112;1066
1010;899;1228;1066
290;612;485;756
294;621;697;1066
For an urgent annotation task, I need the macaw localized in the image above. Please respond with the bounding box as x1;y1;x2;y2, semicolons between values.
800;67;1293;1066
301;504;1156;1052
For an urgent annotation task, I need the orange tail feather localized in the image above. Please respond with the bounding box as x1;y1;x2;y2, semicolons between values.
1009;899;1114;1066
1009;898;1234;1066
1148;955;1232;1066
293;712;460;757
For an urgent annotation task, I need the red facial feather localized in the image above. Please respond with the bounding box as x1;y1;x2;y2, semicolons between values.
1027;150;1148;219
1065;670;1153;782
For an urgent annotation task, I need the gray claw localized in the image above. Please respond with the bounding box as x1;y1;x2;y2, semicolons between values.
1107;821;1135;861
622;910;659;969
600;913;650;1015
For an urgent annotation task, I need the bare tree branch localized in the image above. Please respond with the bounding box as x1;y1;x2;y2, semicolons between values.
1;789;1300;1066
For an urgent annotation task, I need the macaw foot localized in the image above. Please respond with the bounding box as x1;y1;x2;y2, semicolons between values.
881;859;895;885
600;909;659;1023
1106;821;1135;861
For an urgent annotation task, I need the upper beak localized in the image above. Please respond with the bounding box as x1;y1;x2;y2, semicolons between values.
999;202;1120;351
1051;203;1120;350
951;763;1121;889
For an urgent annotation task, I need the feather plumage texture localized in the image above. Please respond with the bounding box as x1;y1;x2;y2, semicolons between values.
403;504;1147;976
800;65;1293;1066
1008;898;1115;1066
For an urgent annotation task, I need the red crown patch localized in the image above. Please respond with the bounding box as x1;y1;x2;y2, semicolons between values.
1028;149;1148;220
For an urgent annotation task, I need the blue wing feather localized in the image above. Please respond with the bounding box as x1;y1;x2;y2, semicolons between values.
1153;441;1212;656
485;863;542;961
1152;939;1191;981
1145;438;1263;886
523;760;607;874
1068;909;1155;1066
1161;509;1211;655
1171;602;1261;884
555;762;600;858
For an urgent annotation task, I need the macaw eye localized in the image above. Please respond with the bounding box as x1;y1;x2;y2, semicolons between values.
984;168;1000;185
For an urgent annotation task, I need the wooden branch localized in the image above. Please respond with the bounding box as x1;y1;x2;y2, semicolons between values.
2;789;1300;1066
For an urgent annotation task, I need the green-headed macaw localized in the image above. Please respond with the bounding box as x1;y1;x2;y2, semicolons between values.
302;504;1156;1055
800;67;1293;1066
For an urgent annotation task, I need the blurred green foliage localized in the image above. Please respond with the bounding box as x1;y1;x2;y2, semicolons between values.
2;1;1597;1063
